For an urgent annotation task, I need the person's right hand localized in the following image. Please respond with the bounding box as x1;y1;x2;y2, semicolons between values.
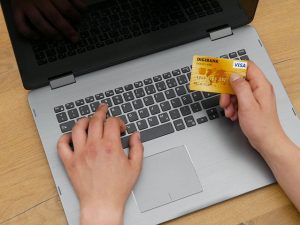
219;61;287;153
11;0;87;42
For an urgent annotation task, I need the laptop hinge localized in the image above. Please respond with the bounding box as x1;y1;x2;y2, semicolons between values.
209;26;233;41
49;72;76;89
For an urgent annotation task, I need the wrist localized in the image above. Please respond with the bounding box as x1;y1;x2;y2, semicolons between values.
80;202;124;225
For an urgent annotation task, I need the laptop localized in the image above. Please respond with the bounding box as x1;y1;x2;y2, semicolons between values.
2;0;300;224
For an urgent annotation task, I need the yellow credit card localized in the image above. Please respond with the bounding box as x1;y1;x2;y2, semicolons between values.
189;55;248;94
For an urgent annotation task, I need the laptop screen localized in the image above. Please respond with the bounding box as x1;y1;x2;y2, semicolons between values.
1;0;259;89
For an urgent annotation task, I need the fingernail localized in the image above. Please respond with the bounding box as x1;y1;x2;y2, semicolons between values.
230;73;241;82
136;131;141;140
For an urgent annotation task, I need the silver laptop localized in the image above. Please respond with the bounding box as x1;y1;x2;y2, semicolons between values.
2;0;300;224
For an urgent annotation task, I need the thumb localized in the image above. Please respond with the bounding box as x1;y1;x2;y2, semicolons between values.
128;132;144;172
230;73;257;109
57;134;74;170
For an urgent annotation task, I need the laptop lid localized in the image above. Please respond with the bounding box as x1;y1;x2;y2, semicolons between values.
1;0;258;90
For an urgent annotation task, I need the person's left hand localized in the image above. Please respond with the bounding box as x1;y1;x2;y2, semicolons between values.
57;104;144;225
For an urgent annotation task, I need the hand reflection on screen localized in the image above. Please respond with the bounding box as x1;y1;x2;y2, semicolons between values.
10;0;87;42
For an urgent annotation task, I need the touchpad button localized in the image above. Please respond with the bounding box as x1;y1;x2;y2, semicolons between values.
133;145;203;212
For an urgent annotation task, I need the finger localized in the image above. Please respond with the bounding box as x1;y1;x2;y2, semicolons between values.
103;117;126;145
37;1;79;42
70;0;88;11
230;73;257;111
25;5;60;39
219;94;231;109
128;132;144;172
87;104;108;141
13;10;40;39
224;103;235;118
51;0;81;21
72;117;89;150
57;133;74;168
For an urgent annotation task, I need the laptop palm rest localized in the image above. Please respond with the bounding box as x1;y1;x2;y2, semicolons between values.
133;145;203;212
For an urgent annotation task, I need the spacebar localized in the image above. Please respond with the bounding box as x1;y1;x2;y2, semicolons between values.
121;122;175;149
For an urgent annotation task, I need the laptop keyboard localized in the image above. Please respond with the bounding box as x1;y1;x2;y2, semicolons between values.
31;0;223;66
54;50;249;149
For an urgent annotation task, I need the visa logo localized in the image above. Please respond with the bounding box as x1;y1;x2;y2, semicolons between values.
233;61;247;69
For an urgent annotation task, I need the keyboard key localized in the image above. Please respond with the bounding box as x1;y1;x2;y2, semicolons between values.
154;92;165;103
175;86;186;96
121;102;133;113
79;105;90;116
75;99;84;106
177;75;188;85
160;101;171;112
134;81;143;88
138;108;150;119
68;109;79;119
163;72;172;79
85;96;94;103
126;123;137;134
133;99;144;109
169;109;181;120
111;106;122;116
173;119;185;131
191;102;202;112
202;95;220;109
56;112;68;123
95;93;105;100
237;49;246;56
127;111;139;122
229;52;238;58
220;54;229;59
143;96;154;106
119;115;128;124
137;119;148;130
158;112;170;123
187;72;191;80
54;105;64;113
124;84;134;91
181;66;190;73
145;84;156;95
65;102;75;110
155;81;167;91
148;116;159;127
115;87;124;94
105;90;114;97
121;123;175;149
166;78;177;88
171;98;182;108
197;116;208;124
184;115;196;127
192;92;203;101
203;92;218;98
123;91;135;102
181;94;192;105
90;102;100;112
149;105;160;115
207;108;219;120
153;75;162;82
165;89;176;99
60;120;75;133
112;95;124;105
144;78;153;85
172;69;181;76
240;55;249;60
101;98;113;107
134;88;145;98
180;106;191;116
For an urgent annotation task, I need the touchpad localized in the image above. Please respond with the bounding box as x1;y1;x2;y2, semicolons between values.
133;145;203;212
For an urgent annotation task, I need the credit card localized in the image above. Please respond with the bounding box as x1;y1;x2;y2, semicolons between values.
189;55;248;94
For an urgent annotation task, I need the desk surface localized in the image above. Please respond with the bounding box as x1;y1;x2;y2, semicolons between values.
0;0;300;224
